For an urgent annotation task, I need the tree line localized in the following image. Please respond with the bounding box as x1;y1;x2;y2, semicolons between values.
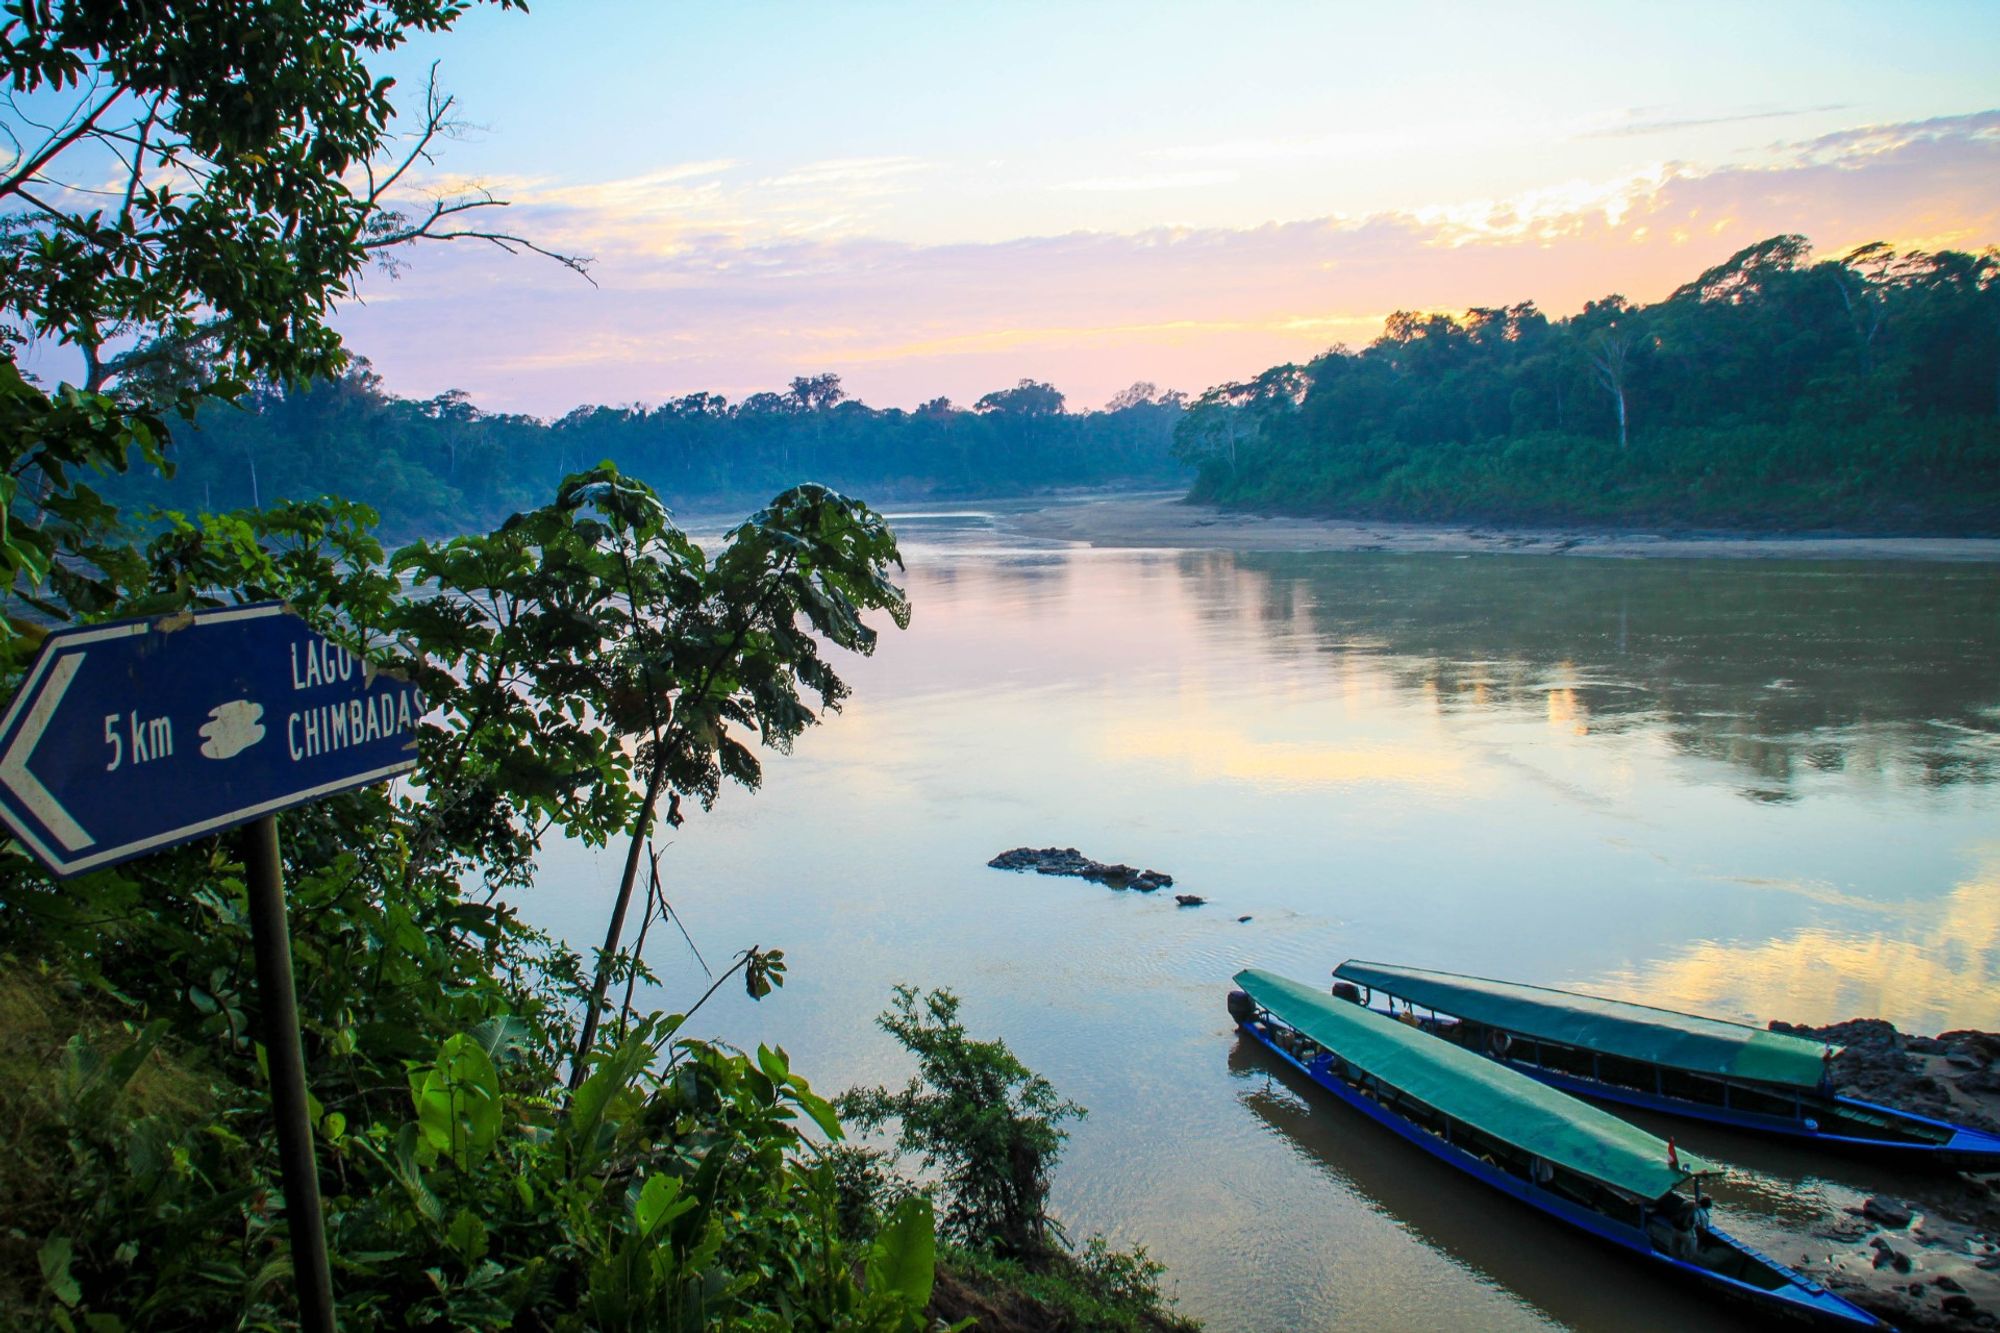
113;369;1189;538
1173;235;2000;531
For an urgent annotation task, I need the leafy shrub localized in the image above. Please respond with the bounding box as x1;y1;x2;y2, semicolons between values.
839;987;1083;1257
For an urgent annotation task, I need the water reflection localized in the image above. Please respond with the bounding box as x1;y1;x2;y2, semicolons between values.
1214;551;2000;794
1590;865;2000;1032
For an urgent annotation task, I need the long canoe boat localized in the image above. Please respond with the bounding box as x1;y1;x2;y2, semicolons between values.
1231;969;1889;1330
1332;960;2000;1170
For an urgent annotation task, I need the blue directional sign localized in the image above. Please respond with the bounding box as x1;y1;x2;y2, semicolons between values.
0;602;426;878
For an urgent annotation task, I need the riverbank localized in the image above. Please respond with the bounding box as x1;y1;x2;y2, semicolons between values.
1003;492;2000;562
1776;1020;2000;1332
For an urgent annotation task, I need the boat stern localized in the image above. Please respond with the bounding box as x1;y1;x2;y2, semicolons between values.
1942;1121;2000;1170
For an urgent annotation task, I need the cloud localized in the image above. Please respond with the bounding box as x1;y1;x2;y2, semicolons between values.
758;155;929;191
1780;108;2000;163
1055;170;1239;193
334;112;2000;416
1580;103;1850;139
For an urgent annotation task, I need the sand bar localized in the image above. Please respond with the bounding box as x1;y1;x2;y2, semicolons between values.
1001;491;2000;563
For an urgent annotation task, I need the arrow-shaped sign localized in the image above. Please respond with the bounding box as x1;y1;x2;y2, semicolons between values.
0;602;425;878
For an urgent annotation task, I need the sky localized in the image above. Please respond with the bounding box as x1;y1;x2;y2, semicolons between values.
329;0;2000;415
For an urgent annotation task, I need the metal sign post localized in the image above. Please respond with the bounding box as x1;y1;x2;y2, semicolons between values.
0;602;427;1332
245;812;335;1333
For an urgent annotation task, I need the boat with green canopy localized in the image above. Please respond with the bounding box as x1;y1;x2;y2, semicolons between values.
1333;959;2000;1168
1231;969;1887;1329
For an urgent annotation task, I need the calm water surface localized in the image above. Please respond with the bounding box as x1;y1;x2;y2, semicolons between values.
528;509;2000;1332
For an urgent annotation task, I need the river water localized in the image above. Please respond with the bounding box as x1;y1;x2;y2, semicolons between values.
527;506;2000;1332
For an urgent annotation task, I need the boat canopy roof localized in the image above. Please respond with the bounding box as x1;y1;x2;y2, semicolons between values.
1237;969;1704;1201
1333;960;1837;1092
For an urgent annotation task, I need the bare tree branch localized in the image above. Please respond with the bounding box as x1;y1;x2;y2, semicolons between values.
365;63;453;208
0;86;125;201
365;195;594;283
117;96;163;231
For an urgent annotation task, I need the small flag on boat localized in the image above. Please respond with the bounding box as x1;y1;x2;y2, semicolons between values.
1667;1137;1679;1170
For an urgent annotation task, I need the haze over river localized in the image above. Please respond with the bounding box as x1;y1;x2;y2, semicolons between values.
527;505;2000;1332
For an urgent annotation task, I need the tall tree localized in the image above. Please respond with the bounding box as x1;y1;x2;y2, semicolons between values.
1580;298;1641;450
0;0;582;631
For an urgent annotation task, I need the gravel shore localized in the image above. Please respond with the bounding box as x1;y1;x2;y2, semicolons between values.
1774;1020;2000;1331
1002;492;2000;562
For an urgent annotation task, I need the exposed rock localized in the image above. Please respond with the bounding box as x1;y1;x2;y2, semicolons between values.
1816;1215;1873;1242
986;847;1173;893
1868;1197;1917;1229
1770;1017;2000;1136
1942;1032;2000;1064
1236;915;1252;923
1778;1017;2000;1332
1964;1067;2000;1095
1872;1244;1913;1274
1174;894;1206;907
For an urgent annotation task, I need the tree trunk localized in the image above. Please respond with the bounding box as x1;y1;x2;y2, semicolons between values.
1616;387;1628;450
570;756;668;1086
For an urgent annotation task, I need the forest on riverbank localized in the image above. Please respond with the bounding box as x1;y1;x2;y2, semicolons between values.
121;234;2000;541
110;369;1188;538
1173;236;2000;532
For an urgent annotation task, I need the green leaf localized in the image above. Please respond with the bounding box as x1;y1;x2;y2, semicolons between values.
446;1209;489;1266
466;1014;535;1067
864;1196;936;1312
634;1173;694;1239
412;1033;502;1170
788;1078;845;1143
391;1123;445;1226
40;1236;81;1308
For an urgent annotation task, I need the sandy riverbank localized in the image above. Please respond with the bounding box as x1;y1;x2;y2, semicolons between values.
1001;492;2000;562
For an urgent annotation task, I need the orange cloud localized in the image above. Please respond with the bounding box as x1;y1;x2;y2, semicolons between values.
335;112;2000;416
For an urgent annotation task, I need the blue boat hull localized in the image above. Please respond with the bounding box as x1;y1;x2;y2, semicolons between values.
1236;1015;1888;1330
1499;1057;2000;1171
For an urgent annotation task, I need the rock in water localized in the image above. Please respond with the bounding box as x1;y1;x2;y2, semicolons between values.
1175;894;1206;907
986;847;1174;892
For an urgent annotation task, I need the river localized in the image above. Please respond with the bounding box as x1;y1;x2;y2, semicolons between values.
525;505;2000;1331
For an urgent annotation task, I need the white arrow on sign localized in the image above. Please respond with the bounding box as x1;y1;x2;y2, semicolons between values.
0;651;93;851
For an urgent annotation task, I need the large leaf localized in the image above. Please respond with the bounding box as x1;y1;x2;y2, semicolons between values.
634;1173;695;1239
864;1196;936;1312
466;1014;536;1068
411;1033;502;1170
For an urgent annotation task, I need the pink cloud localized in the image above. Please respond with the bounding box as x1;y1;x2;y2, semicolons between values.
334;113;2000;416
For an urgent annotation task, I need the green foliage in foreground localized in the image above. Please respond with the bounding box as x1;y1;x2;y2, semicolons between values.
1178;235;2000;531
837;988;1193;1332
937;1243;1198;1333
0;475;936;1329
841;987;1084;1258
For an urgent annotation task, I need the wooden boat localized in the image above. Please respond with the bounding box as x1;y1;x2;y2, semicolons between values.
1231;969;1890;1330
1332;960;2000;1170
